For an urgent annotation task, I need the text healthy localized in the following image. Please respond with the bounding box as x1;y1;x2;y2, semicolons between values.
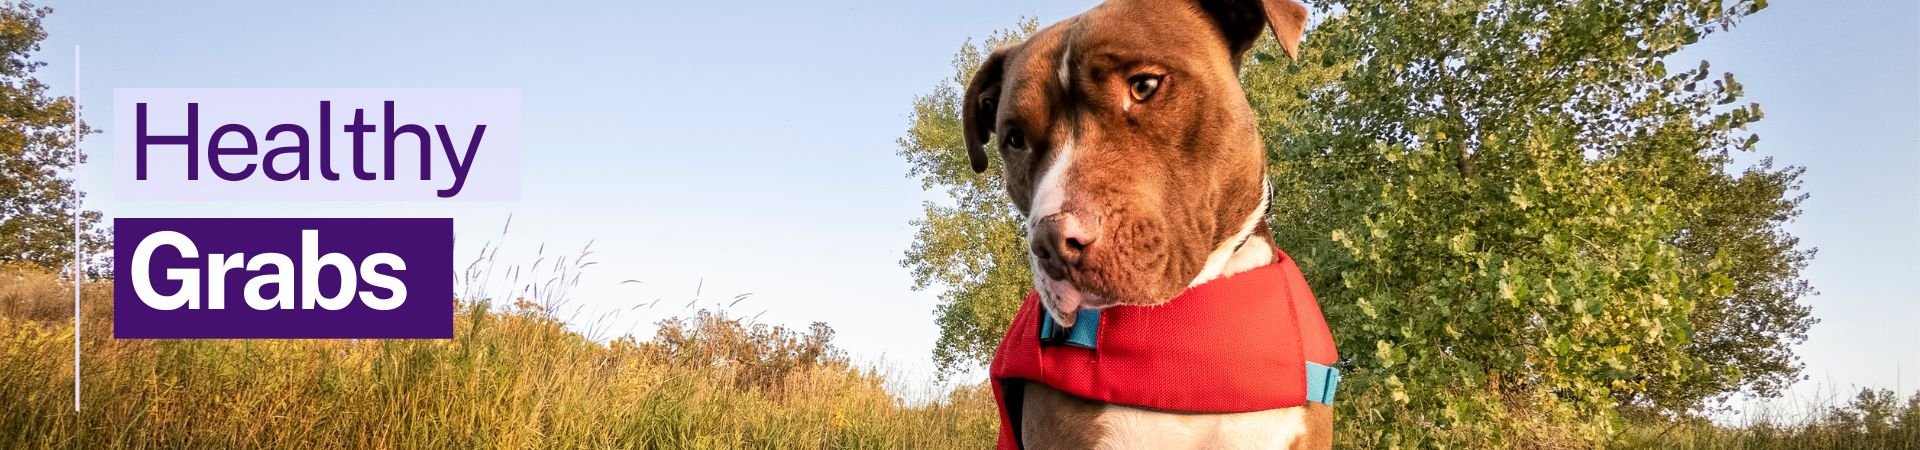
108;89;516;339
114;89;520;201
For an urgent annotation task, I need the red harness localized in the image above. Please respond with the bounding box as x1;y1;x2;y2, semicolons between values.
988;250;1339;449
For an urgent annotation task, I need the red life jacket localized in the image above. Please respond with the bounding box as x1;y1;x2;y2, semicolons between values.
988;249;1340;449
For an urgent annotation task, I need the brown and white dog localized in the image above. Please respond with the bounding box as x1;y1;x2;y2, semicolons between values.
961;0;1328;448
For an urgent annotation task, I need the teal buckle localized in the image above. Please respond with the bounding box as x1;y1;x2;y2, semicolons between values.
1305;361;1341;405
1038;309;1100;349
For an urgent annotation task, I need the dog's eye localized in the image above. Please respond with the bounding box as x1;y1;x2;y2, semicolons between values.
1128;74;1162;103
1004;132;1027;150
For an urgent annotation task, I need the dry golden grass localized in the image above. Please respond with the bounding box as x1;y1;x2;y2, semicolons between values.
0;264;996;449
5;260;1912;449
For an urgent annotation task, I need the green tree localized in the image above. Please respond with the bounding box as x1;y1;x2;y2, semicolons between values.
1654;157;1815;410
0;2;104;273
896;20;1036;377
1255;0;1806;446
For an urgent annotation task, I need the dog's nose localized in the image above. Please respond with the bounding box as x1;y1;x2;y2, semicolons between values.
1031;212;1099;279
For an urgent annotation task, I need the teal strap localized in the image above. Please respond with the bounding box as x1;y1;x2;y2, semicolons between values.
1305;361;1341;405
1038;309;1100;349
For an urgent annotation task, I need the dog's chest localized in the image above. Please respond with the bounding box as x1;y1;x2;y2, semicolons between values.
1088;405;1310;449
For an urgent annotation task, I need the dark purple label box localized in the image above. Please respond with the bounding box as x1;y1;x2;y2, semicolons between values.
113;218;453;339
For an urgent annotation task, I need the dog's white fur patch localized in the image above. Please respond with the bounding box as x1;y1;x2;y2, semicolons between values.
1096;404;1309;449
1034;43;1076;224
1188;180;1272;287
1029;126;1081;324
1058;46;1073;93
1028;141;1073;225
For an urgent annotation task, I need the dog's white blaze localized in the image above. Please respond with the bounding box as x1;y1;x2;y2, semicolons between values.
1029;42;1082;324
1028;139;1075;228
1095;404;1309;448
1058;46;1073;92
1189;180;1273;287
1030;134;1079;323
1034;44;1075;228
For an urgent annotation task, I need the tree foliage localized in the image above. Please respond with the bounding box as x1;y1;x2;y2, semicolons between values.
899;0;1815;445
1258;0;1806;445
896;19;1037;377
1659;157;1814;408
0;2;105;273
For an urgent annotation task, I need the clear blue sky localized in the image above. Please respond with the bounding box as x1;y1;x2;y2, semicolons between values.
36;1;1919;405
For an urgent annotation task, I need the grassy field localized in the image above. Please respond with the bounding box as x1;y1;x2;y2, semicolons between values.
1611;390;1920;450
0;264;996;449
1;262;1914;449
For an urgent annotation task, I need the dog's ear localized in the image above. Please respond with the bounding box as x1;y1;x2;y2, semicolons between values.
1199;0;1309;65
962;48;1011;173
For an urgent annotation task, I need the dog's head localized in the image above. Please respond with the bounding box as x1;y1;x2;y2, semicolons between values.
964;0;1306;327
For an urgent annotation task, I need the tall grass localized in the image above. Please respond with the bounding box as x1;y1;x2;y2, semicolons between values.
3;256;1915;449
1613;388;1920;450
0;261;997;449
